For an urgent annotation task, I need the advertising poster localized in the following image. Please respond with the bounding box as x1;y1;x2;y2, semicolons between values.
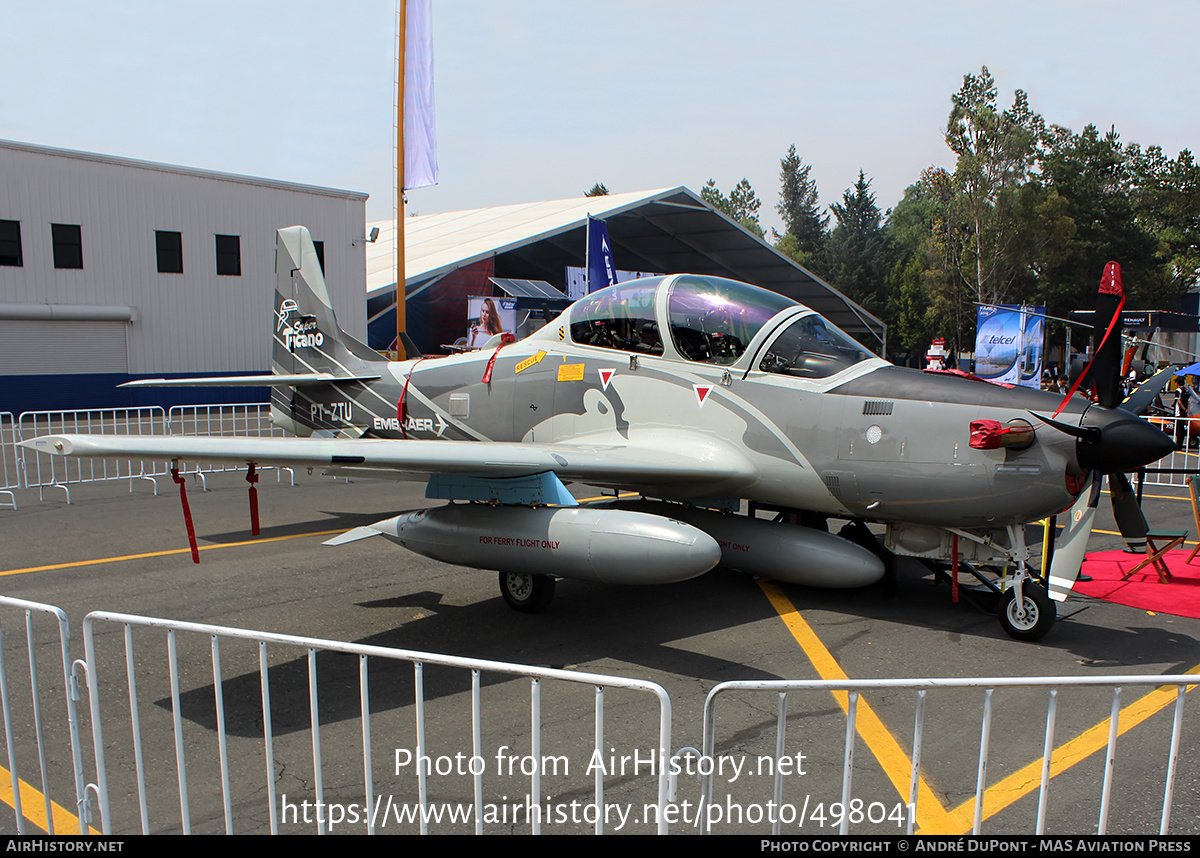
464;296;518;349
975;305;1045;388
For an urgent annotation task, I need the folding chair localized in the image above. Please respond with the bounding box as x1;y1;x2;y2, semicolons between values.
1186;475;1200;565
1120;476;1191;583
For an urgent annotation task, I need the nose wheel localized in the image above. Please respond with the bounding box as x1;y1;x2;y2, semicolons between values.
998;579;1055;641
499;570;556;613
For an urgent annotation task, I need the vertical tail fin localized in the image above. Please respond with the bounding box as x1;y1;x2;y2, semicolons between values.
270;227;387;437
272;226;384;376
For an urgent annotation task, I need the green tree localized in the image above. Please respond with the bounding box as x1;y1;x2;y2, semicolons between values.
818;171;894;317
585;182;610;197
776;145;828;256
701;177;764;236
1129;144;1200;299
886;254;935;362
1039;125;1164;310
884;179;958;357
943;66;1045;307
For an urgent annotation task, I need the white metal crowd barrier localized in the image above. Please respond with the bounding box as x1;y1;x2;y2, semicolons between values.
79;611;673;835
0;413;18;509
17;407;169;503
700;675;1195;836
5;402;289;506
1141;414;1200;487
167;404;293;489
0;597;89;834
0;597;1196;836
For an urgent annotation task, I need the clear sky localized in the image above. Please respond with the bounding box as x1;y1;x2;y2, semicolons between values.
4;1;1197;236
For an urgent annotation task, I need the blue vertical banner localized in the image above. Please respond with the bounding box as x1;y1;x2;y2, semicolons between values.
975;304;1045;388
586;216;619;293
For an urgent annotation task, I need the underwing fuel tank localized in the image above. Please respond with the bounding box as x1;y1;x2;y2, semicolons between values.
363;504;722;585
607;502;886;588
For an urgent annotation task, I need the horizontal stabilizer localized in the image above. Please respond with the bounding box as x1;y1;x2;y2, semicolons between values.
119;373;382;388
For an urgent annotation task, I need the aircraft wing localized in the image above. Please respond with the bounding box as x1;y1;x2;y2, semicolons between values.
20;433;759;497
118;372;381;387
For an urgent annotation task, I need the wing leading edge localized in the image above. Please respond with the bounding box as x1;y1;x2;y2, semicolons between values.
20;432;759;499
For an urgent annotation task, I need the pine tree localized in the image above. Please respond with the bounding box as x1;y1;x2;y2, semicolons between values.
821;171;894;315
776;145;828;255
701;178;764;236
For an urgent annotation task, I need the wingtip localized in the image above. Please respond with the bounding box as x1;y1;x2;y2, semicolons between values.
18;435;71;455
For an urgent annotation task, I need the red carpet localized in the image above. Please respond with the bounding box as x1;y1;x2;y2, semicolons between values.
1076;550;1200;619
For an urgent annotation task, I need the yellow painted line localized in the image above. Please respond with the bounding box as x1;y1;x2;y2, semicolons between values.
918;666;1200;834
0;762;99;835
1091;527;1198;546
4;494;643;578
0;528;349;577
761;581;1200;836
1101;489;1193;502
758;581;949;829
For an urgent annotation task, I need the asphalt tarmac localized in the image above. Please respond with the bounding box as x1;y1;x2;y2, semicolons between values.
0;469;1197;836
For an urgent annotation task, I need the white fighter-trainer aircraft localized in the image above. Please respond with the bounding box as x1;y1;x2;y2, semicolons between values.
22;227;1177;641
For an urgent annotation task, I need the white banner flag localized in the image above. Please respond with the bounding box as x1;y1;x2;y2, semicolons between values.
404;0;437;189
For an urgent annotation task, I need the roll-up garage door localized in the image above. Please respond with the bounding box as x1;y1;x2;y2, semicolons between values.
0;320;129;374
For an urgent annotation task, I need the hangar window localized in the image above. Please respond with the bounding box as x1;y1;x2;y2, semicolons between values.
155;230;183;273
667;275;796;365
569;278;663;355
51;223;83;269
758;313;873;379
215;234;241;276
0;220;21;267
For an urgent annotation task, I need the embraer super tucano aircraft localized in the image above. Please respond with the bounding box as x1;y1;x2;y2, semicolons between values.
24;227;1176;641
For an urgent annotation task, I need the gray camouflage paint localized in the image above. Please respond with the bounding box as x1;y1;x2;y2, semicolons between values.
271;227;1092;531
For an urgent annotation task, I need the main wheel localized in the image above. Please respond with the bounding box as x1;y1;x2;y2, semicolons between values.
498;571;556;613
998;581;1056;641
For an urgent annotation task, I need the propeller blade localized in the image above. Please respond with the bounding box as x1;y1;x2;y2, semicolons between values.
1121;365;1174;416
1092;261;1126;409
1029;411;1101;443
1031;403;1177;474
1109;471;1148;552
1046;474;1102;601
1052;262;1126;417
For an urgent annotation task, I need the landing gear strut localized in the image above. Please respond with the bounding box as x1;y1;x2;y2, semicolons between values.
499;570;556;613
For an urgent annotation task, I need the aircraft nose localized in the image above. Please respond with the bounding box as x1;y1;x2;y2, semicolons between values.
1076;410;1178;474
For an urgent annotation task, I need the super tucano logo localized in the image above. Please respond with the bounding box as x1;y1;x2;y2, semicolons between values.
278;298;324;350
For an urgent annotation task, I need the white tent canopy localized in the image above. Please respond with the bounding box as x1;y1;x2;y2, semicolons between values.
366;186;885;348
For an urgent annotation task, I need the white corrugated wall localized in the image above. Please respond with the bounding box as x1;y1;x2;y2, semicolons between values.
0;141;368;377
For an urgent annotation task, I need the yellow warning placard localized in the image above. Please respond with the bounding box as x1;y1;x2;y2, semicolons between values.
515;351;547;373
557;363;585;381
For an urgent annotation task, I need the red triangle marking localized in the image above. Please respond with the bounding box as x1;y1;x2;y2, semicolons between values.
694;384;713;407
599;369;615;390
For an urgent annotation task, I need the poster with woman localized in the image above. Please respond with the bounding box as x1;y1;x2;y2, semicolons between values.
465;297;517;348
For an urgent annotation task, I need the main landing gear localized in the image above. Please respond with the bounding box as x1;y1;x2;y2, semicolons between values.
499;571;556;613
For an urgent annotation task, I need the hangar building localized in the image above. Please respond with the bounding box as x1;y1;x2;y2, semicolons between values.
363;187;885;357
2;144;883;414
0;139;369;413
